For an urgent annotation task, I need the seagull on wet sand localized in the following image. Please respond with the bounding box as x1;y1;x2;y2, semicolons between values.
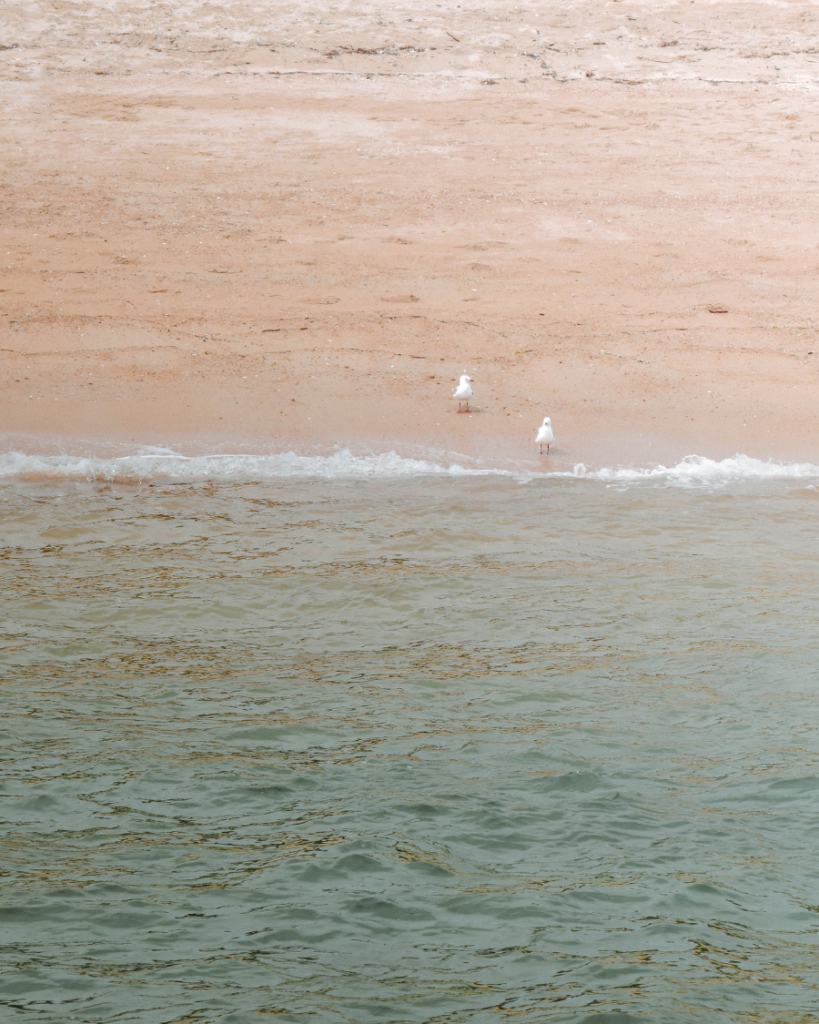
536;416;554;455
453;374;473;413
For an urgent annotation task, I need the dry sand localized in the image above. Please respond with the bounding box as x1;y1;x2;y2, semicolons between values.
3;0;819;467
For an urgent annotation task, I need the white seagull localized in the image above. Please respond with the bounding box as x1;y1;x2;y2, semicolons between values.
535;416;555;455
453;374;473;413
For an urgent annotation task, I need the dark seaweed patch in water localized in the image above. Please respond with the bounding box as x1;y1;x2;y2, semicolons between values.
577;1014;644;1024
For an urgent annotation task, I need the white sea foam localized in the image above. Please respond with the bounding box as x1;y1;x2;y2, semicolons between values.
570;454;819;487
0;449;817;487
0;448;494;483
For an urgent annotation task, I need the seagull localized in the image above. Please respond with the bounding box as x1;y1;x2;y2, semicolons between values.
535;416;554;455
453;374;473;413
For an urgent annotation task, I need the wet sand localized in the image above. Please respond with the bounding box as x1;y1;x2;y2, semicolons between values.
3;0;819;467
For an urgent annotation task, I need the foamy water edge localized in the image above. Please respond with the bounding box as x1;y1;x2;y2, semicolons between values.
1;448;819;488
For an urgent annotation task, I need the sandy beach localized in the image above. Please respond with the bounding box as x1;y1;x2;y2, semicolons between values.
3;0;819;467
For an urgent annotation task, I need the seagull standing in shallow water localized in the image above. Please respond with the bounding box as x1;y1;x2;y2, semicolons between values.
536;416;554;455
453;374;473;413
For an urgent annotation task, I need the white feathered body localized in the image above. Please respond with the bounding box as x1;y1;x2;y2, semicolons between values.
536;417;555;446
453;375;473;401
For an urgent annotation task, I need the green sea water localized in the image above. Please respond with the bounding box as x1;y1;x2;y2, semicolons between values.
3;463;819;1023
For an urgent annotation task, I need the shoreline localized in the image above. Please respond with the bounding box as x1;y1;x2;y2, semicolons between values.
1;338;817;469
4;428;819;484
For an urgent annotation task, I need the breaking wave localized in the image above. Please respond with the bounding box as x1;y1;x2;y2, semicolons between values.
572;454;819;487
0;448;818;488
0;447;492;483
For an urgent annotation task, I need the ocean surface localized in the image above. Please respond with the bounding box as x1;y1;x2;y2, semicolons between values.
4;449;819;1024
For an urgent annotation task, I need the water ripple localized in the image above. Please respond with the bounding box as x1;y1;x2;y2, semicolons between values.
2;478;819;1022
